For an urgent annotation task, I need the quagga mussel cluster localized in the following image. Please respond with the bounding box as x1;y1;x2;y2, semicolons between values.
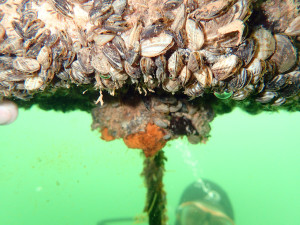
1;5;298;216
0;0;299;107
0;0;300;109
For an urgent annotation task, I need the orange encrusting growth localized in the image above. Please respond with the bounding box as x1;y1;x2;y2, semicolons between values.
123;123;167;157
101;127;116;141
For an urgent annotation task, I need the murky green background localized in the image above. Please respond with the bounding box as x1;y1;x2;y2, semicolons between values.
1;107;299;225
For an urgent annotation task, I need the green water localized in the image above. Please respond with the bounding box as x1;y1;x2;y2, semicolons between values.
1;107;299;225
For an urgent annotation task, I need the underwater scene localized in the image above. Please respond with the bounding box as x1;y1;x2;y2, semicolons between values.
1;107;299;225
1;0;300;225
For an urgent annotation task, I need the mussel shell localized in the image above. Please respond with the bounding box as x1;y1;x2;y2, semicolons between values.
13;57;40;73
141;32;174;57
185;19;204;51
265;75;288;91
252;27;276;60
256;91;278;103
187;51;203;73
191;0;237;21
234;38;256;66
163;0;183;11
24;76;44;91
285;16;300;36
77;47;94;74
211;55;241;81
269;34;297;74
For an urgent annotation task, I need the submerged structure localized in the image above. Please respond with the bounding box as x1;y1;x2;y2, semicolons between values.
0;0;299;224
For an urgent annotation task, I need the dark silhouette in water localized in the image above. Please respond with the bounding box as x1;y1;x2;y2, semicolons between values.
97;179;235;225
175;179;235;225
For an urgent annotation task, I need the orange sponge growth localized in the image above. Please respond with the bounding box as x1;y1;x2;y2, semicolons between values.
101;127;115;141
123;123;167;157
